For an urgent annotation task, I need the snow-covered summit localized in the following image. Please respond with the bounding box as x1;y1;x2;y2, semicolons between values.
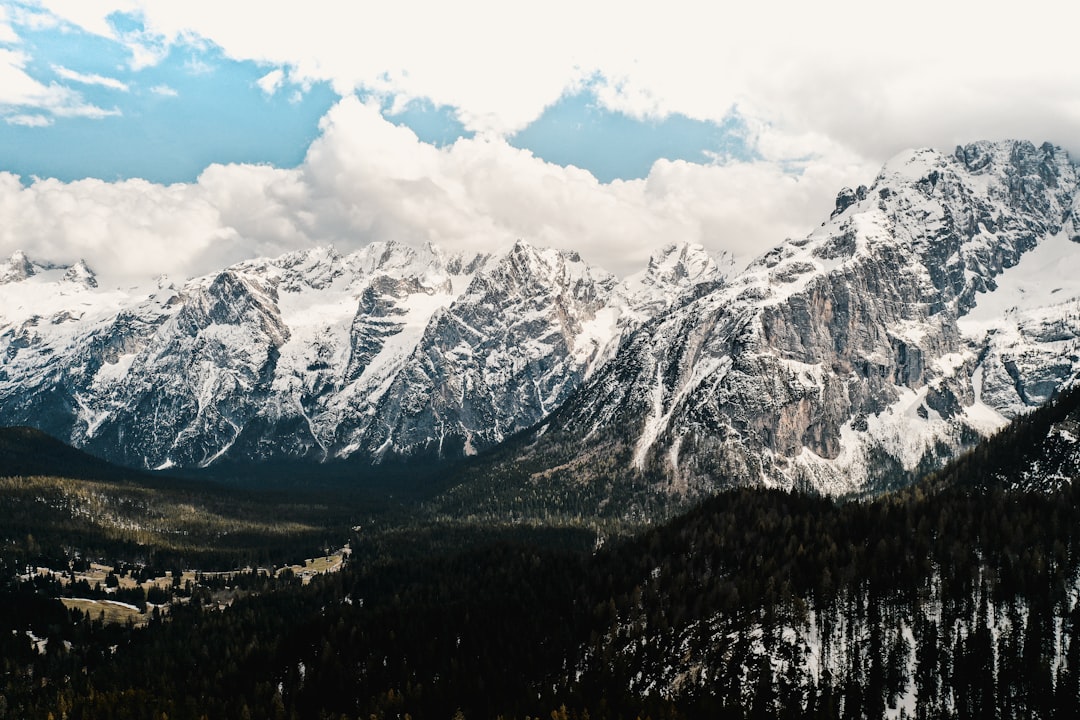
624;242;728;293
0;251;103;287
63;260;98;288
0;250;36;284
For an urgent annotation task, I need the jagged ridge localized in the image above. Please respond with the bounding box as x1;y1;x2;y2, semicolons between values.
0;239;724;469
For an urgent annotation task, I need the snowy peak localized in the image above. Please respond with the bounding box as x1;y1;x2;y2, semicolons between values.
260;245;347;292
352;240;444;281
179;269;289;345
0;250;36;284
340;239;627;461
227;241;458;296
635;242;727;289
0;251;100;287
445;250;491;276
62;260;98;288
952;139;1071;184
620;242;729;317
838;140;1074;228
739;140;1077;314
476;239;613;296
0;236;641;468
0;250;99;286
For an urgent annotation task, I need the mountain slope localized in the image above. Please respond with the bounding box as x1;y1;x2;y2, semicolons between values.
926;382;1080;492
2;139;1077;490
507;140;1080;500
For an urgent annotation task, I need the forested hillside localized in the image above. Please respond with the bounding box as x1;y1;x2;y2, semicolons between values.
3;386;1080;718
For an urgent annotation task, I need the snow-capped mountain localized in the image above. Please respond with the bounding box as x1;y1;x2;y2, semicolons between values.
516;140;1080;496
2;139;1078;494
0;239;724;469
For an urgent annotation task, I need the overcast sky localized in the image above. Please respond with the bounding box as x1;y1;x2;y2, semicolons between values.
1;1;1078;283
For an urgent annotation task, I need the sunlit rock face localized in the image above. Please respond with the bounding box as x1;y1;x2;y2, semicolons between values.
523;141;1080;496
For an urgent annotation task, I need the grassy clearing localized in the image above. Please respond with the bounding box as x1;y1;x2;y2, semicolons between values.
272;551;345;584
302;554;343;574
61;597;148;626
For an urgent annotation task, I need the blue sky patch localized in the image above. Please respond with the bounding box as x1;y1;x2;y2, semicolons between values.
1;11;756;186
510;90;757;183
2;14;336;183
383;98;474;148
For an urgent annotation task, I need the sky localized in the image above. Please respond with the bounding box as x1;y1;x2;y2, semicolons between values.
0;1;1078;284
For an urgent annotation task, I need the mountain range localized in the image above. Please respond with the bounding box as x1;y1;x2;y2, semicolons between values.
1;139;1078;498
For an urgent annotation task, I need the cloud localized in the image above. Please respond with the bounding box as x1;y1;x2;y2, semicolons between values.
182;57;213;75
0;7;18;43
149;83;177;96
124;36;169;71
0;96;873;285
4;3;1075;287
5;113;52;127
256;68;283;96
52;64;129;91
282;98;873;276
0;48;120;121
22;1;1079;167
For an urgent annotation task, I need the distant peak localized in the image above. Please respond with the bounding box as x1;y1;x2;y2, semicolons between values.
63;259;98;288
649;241;706;264
878;140;1071;186
0;249;37;284
953;138;1065;168
373;239;417;267
446;250;490;276
510;238;535;255
421;240;446;261
641;241;723;286
506;239;586;266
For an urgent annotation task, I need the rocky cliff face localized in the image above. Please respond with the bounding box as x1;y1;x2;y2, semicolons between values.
337;241;618;459
522;140;1080;496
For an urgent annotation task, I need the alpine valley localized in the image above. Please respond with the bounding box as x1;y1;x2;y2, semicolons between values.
4;139;1080;720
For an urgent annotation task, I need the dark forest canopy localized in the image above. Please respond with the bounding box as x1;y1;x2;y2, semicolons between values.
1;385;1080;718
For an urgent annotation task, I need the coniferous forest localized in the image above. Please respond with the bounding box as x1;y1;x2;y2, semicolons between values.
2;387;1080;719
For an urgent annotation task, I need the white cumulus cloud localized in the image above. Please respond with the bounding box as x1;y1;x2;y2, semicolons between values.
0;96;872;285
5;113;52;127
5;1;1078;288
0;6;18;43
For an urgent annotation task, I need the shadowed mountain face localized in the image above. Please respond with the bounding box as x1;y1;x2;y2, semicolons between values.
0;426;143;482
